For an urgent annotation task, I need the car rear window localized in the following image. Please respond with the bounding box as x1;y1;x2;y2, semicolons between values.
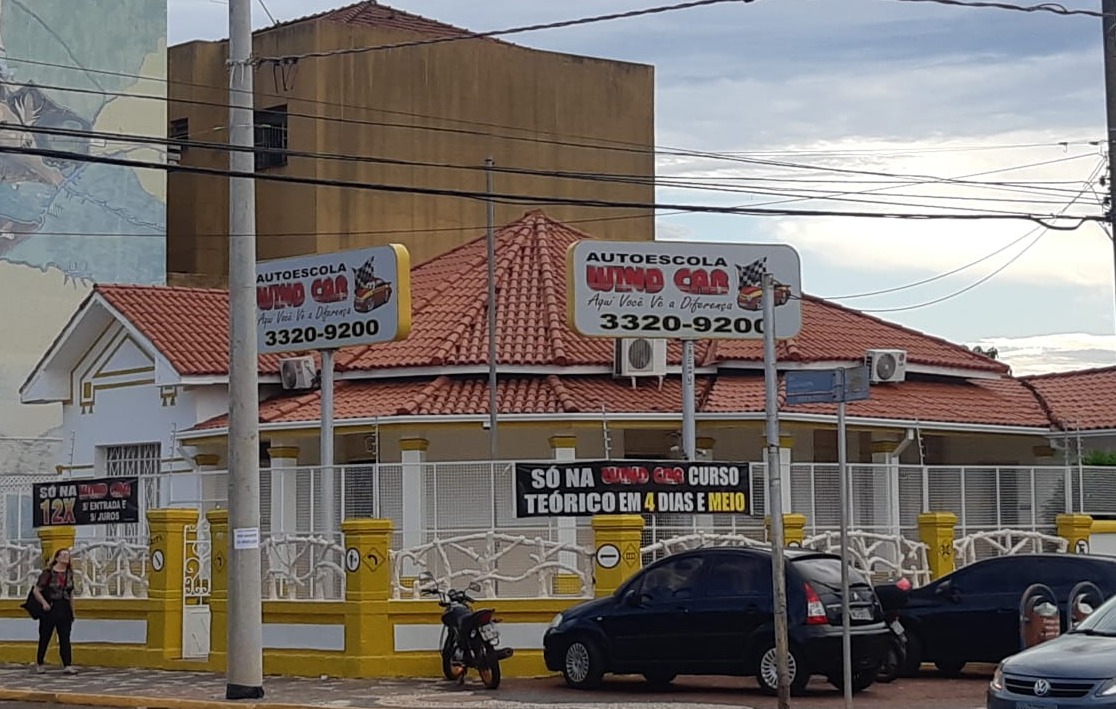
793;556;871;588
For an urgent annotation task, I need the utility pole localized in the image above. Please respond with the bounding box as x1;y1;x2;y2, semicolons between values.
486;157;499;461
226;0;264;699
1103;0;1116;331
762;272;791;709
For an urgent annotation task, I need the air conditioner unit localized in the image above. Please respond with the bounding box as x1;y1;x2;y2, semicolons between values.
279;356;316;390
613;338;668;378
866;349;908;384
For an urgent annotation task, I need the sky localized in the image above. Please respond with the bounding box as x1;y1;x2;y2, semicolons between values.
168;0;1112;376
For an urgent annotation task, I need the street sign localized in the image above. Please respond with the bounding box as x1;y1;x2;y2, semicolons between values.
256;244;412;354
595;544;620;569
785;366;871;405
566;241;802;339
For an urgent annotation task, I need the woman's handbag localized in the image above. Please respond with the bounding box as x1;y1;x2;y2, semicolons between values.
20;588;44;620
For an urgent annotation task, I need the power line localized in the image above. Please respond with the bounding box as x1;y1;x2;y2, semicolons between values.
16;121;1092;216
1;141;1101;224
254;0;757;64
851;160;1107;311
890;0;1103;16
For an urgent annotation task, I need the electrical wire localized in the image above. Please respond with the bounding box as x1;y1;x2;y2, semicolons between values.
889;0;1102;16
15;122;1091;216
847;159;1107;311
254;0;758;64
0;141;1102;225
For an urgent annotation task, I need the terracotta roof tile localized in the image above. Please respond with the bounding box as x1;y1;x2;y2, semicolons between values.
1022;365;1116;430
322;2;481;40
190;373;1046;431
705;374;1049;428
97;211;1009;385
715;296;1007;374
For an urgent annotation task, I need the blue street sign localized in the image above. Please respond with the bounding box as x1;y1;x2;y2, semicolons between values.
786;366;872;405
785;370;840;405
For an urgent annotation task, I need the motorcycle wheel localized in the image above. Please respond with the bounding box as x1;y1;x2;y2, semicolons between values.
441;634;462;681
477;645;501;690
877;636;906;683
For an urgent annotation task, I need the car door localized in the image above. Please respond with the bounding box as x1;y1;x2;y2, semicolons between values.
601;553;710;668
912;557;1021;663
684;551;772;672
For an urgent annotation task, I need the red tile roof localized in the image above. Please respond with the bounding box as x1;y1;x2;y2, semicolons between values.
95;285;294;377
1022;366;1116;431
190;373;1047;431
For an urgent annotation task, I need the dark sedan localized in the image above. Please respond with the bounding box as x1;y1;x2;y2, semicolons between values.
543;546;890;695
898;553;1116;677
988;592;1116;708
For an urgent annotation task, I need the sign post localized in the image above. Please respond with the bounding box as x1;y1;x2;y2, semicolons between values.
257;245;412;536
786;365;870;709
566;240;802;706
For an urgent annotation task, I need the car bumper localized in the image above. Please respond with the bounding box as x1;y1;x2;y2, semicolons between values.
987;687;1116;708
542;629;564;672
797;626;891;677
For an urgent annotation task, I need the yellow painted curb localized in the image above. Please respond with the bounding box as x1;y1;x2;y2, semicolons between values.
0;688;327;709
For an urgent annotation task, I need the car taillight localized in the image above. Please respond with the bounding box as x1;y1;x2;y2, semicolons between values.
804;583;828;625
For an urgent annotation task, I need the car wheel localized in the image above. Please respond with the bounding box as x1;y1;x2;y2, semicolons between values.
756;642;810;696
642;671;677;687
562;637;605;690
830;668;877;694
900;631;923;677
935;659;966;677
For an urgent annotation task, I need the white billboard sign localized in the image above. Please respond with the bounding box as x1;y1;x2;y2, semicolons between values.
566;240;802;339
256;244;412;354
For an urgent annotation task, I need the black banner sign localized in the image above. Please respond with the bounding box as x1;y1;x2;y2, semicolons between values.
514;461;753;518
33;477;140;528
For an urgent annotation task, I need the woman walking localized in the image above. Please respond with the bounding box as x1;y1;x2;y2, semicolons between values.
32;548;76;674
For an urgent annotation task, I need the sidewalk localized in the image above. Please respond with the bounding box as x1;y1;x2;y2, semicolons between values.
0;663;458;709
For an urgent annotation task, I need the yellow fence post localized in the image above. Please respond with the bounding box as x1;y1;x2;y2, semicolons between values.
1057;513;1095;554
918;511;958;580
340;518;393;677
206;509;229;671
145;508;199;666
37;525;76;568
590;515;644;598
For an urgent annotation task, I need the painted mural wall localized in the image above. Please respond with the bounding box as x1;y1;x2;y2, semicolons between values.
0;0;167;479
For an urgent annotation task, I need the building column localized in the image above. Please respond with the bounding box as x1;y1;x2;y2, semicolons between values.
871;435;904;540
145;508;199;664
694;436;716;531
400;438;427;574
1057;513;1094;554
762;434;793;515
550;435;581;595
267;445;300;535
205;509;229;670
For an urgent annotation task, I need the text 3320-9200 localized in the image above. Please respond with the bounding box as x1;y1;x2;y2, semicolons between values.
598;313;764;335
262;320;380;348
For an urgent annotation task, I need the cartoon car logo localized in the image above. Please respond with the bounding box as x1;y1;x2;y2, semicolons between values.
735;258;791;311
351;256;393;313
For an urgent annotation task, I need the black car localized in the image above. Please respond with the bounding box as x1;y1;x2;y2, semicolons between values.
897;553;1116;677
988;592;1116;708
542;546;891;695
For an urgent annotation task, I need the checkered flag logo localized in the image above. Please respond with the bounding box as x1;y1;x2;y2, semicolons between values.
354;257;376;288
736;258;766;288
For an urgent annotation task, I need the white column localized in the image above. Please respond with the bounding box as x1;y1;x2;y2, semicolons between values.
400;438;427;575
191;453;221;511
267;445;299;535
550;435;579;581
871;435;903;564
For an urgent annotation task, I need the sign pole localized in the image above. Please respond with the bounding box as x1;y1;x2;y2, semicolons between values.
838;368;853;709
681;339;697;460
320;348;336;536
763;272;791;709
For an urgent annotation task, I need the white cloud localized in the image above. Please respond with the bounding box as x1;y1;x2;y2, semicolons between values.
969;332;1116;376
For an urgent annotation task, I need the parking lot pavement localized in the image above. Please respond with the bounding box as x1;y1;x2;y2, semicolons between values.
0;663;993;709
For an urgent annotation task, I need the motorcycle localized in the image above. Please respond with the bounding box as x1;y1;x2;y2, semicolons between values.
416;571;513;689
874;577;912;683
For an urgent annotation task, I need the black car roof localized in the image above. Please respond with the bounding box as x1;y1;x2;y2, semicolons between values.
649;546;839;563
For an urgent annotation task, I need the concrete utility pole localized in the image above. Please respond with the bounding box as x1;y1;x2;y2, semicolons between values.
226;0;264;699
1102;0;1116;330
486;157;499;460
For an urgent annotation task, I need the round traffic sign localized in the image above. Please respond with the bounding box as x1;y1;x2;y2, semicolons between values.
595;543;621;569
345;547;360;573
1076;539;1090;554
151;549;165;572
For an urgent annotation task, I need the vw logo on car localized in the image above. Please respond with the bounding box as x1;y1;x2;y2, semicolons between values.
1032;678;1050;697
